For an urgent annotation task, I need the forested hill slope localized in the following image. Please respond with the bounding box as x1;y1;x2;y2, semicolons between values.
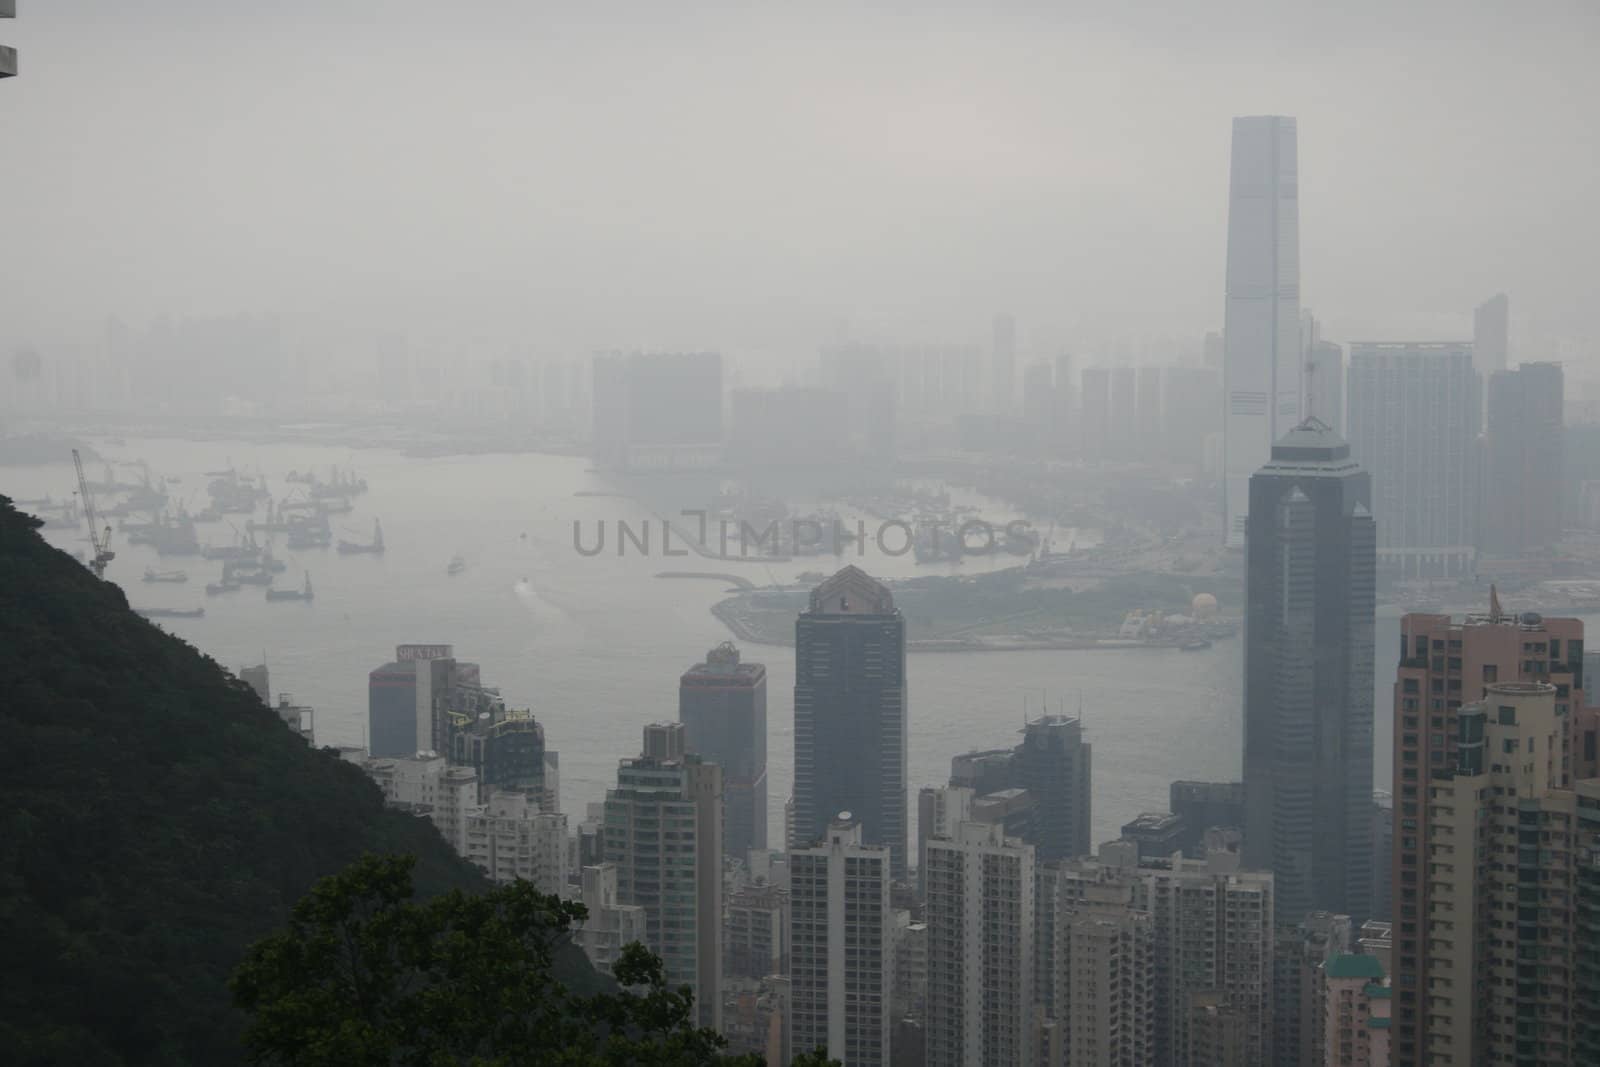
0;495;581;1064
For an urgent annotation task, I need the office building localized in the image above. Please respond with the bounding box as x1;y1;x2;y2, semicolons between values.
1321;954;1390;1067
572;864;647;978
461;792;567;895
728;387;851;469
1346;342;1478;578
1047;841;1274;1065
1164;365;1222;467
1020;361;1055;437
1120;811;1186;860
1305;339;1344;434
590;351;723;471
680;641;768;861
788;815;892;1066
793;566;908;877
940;714;1092;866
450;709;557;809
1482;361;1565;556
1243;418;1376;923
1109;365;1137;456
1418;683;1586;1064
602;722;723;1030
1222;115;1302;547
368;644;464;758
1136;365;1163;461
1473;292;1509;381
924;820;1034;1067
1169;779;1246;855
1389;600;1588;1061
992;314;1016;415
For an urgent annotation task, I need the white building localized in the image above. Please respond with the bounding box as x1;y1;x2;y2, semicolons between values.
572;863;646;978
924;820;1035;1067
365;754;478;852
462;791;568;895
789;814;892;1066
1222;114;1302;546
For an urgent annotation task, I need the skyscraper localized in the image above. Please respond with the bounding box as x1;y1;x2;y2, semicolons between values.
1388;602;1586;1062
788;815;892;1066
1242;418;1375;924
1304;340;1344;435
1079;367;1110;461
1222;115;1302;547
923;821;1035;1067
367;644;463;758
1482;361;1565;556
793;566;908;877
1346;341;1479;578
1;3;16;80
680;641;768;861
991;314;1016;415
1011;713;1092;862
602;722;723;1030
1472;291;1509;381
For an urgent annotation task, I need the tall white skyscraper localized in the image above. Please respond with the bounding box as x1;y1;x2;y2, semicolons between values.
1222;115;1302;547
789;815;892;1066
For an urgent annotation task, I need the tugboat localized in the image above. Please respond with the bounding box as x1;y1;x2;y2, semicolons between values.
266;573;315;602
447;554;466;576
142;568;189;583
337;519;385;555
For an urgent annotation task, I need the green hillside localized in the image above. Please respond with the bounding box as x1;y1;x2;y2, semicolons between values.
0;495;595;1064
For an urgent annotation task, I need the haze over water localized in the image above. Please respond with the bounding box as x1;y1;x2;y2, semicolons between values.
15;437;1252;845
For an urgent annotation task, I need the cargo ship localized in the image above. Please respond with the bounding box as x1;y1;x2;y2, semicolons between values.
265;574;315;602
142;568;188;583
337;519;384;555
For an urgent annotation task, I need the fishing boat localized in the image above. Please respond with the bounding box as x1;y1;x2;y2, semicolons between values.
265;573;315;602
142;568;189;583
337;519;385;555
136;607;206;619
447;554;466;576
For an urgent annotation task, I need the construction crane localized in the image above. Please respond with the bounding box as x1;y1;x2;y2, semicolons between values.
73;448;116;578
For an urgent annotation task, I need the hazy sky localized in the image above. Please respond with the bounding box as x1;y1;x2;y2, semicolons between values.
3;1;1597;368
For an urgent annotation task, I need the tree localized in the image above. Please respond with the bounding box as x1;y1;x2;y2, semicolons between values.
231;854;838;1067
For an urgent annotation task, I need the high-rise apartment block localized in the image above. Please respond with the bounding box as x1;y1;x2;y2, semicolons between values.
1044;876;1156;1067
788;815;892;1066
461;792;567;895
591;351;724;471
1389;602;1590;1061
1079;367;1110;461
1321;954;1391;1067
1272;910;1352;1066
602;722;723;1030
1045;841;1275;1066
1576;782;1600;1062
1346;342;1479;578
992;314;1016;415
1482;361;1565;556
680;642;768;862
726;881;788;981
572;864;647;978
1417;683;1588;1064
1222;115;1302;547
1243;419;1376;923
923;821;1035;1067
793;566;908;877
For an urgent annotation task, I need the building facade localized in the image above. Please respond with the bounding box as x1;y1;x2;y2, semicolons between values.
1482;361;1564;556
1473;292;1510;381
788;816;892;1066
572;863;647;978
1389;603;1586;1062
1243;419;1376;923
602;722;723;1030
1222;114;1303;547
793;566;908;877
1346;342;1479;578
461;791;567;895
680;641;768;861
923;821;1035;1067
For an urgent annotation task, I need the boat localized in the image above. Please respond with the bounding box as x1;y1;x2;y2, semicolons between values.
142;568;188;583
1179;638;1213;652
337;519;385;555
227;567;274;586
447;554;466;576
265;574;315;602
287;523;332;550
135;607;205;619
206;580;242;596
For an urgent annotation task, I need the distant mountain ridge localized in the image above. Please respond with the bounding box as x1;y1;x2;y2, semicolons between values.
0;494;595;1064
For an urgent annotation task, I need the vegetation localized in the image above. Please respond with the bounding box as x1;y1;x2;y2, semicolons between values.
234;854;839;1066
0;495;594;1064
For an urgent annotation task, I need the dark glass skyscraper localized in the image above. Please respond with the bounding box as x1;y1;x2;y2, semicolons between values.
793;566;908;877
679;641;767;861
1242;418;1376;924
